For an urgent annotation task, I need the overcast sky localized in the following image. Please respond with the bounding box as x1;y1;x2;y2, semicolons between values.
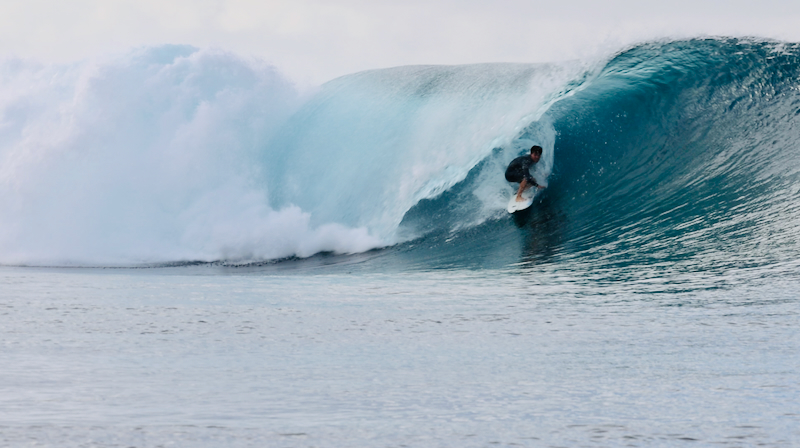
3;0;800;85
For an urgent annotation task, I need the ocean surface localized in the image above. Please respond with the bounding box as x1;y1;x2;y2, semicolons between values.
2;38;800;447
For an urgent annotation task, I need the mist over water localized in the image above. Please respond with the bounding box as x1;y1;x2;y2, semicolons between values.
0;46;379;265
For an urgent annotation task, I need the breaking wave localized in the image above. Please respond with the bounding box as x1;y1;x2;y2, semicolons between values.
3;38;800;272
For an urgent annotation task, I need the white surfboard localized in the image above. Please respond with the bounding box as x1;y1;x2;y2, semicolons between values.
507;187;536;213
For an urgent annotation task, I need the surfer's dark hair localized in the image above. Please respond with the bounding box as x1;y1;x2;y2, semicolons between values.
531;145;543;155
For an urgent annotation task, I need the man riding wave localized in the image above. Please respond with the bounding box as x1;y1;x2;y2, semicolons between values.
505;145;545;202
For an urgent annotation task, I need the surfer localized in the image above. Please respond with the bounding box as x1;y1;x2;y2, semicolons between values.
505;145;545;202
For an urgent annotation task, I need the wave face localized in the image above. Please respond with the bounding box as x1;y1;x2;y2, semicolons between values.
537;38;800;278
388;38;800;276
3;38;800;272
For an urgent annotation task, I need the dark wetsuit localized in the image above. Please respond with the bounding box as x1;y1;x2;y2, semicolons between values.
505;155;538;186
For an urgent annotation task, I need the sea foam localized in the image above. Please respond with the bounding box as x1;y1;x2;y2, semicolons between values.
0;46;381;266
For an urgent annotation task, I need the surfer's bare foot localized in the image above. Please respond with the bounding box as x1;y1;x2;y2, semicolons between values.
515;196;524;202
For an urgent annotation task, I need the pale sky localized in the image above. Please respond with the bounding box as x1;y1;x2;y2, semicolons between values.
3;0;800;85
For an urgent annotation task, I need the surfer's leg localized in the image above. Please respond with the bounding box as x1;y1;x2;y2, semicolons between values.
515;178;529;201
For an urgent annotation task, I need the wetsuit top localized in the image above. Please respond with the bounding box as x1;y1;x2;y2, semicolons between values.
505;155;537;185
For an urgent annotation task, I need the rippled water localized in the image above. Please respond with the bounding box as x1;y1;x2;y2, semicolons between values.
2;266;798;447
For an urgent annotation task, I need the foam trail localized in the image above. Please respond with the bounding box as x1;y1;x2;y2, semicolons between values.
0;46;381;266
